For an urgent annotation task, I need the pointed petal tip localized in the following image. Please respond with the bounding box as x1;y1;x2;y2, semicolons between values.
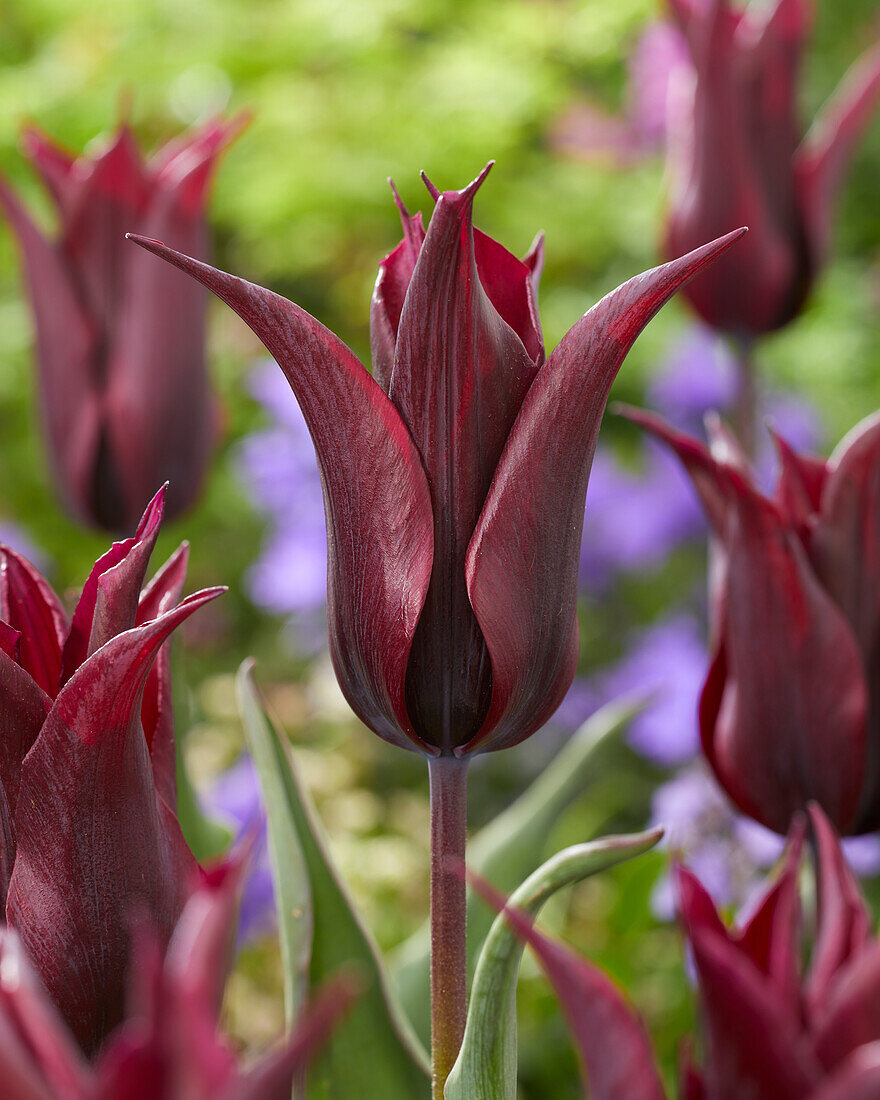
419;170;440;200
387;176;410;218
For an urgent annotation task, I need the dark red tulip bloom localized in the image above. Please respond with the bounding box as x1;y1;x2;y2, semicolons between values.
472;809;880;1099
0;485;224;1054
129;166;745;758
0;856;354;1100
622;406;880;835
678;805;880;1100
665;0;880;336
0;114;247;531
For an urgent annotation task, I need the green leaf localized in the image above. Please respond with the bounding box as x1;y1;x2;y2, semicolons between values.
389;695;644;1045
236;661;431;1099
444;828;663;1100
238;658;312;1024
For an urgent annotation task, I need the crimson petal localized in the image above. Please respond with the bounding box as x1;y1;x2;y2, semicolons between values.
468;871;665;1100
464;229;746;755
770;428;828;530
391;163;540;750
126;233;435;754
0;173;101;525
7;587;223;1055
60;485;166;683
137;542;191;808
0;546;68;697
0;652;50;904
796;41;880;265
806;804;872;1017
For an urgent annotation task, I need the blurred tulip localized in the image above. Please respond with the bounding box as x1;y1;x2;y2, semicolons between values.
665;0;880;337
0;486;224;1053
678;805;880;1100
128;166;745;759
473;807;880;1099
623;406;880;835
0;114;246;531
0;856;355;1098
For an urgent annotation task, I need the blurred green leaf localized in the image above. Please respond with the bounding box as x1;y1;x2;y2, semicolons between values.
444;829;663;1100
238;658;312;1024
390;695;643;1045
237;660;430;1099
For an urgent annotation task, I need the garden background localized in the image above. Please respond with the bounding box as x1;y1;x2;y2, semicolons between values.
0;0;878;1095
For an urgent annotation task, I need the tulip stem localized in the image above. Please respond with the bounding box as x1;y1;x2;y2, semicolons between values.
428;754;469;1099
731;335;758;458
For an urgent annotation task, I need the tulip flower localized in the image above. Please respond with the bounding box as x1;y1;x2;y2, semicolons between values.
128;163;744;1094
0;485;224;1054
622;405;880;835
474;807;880;1099
665;0;880;338
0;114;246;532
0;855;355;1099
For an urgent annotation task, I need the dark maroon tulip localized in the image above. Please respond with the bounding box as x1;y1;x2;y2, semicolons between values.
128;165;745;758
472;809;880;1099
678;805;880;1100
0;114;246;531
0;855;355;1099
665;0;880;336
622;405;880;835
0;486;224;1054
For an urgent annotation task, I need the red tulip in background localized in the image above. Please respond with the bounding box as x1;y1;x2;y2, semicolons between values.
0;855;354;1100
475;806;880;1100
0;485;224;1054
621;406;880;836
665;0;880;337
128;165;745;760
0;115;246;532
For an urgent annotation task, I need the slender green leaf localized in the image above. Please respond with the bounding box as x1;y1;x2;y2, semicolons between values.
237;661;431;1099
390;695;644;1044
444;829;663;1100
238;658;312;1023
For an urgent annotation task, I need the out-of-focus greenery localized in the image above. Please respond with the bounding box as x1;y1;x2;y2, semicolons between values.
0;1;878;1096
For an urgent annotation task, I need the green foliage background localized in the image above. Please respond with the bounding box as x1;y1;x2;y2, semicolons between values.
0;0;878;1095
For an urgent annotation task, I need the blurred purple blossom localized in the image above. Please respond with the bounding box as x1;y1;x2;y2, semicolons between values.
202;755;276;945
649;763;880;921
237;361;328;652
550;21;688;163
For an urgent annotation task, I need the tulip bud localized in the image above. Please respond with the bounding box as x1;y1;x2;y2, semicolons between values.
0;114;247;531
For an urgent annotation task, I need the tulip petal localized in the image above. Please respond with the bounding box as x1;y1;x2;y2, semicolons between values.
0;173;101;524
0;652;50;904
687;923;821;1099
7;587;223;1055
770;428;828;529
522;231;545;295
708;477;867;834
806;803;872;1016
126;234;435;754
391;164;540;750
137;543;190;809
464;229;747;754
0;928;92;1100
467;871;665;1100
0;547;68;698
796;41;880;263
812;939;880;1073
19;125;76;213
809;1043;880;1100
60;485;166;684
369;182;425;392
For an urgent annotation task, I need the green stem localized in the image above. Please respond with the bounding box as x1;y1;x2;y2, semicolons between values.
428;755;469;1099
731;334;758;459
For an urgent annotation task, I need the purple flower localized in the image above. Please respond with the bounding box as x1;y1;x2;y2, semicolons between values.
202;755;276;945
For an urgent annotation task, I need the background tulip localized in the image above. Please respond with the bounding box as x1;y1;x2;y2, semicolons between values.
623;406;880;836
0;487;224;1054
0;855;354;1099
0;114;246;532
